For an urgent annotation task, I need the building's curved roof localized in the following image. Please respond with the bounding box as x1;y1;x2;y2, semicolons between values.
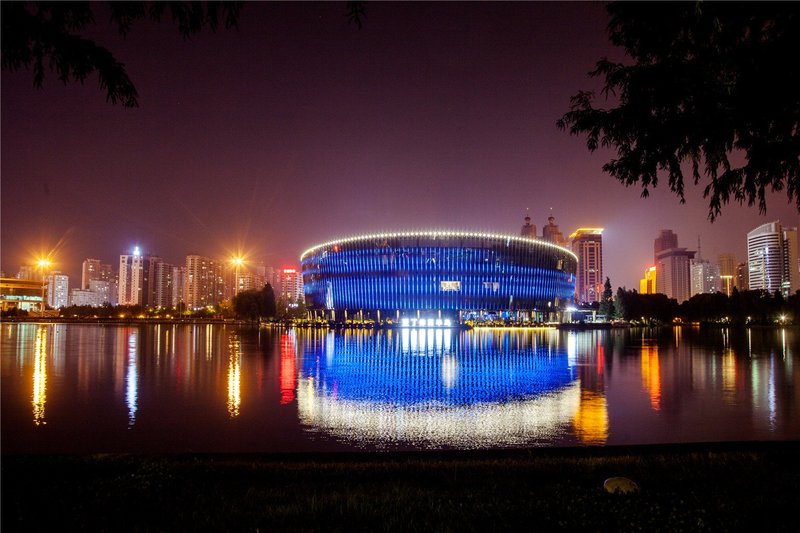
300;230;577;261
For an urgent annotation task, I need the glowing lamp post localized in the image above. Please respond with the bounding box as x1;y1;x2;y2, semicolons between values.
37;258;52;316
231;256;244;297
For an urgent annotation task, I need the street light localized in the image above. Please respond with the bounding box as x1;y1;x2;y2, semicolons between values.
231;256;244;297
37;258;52;316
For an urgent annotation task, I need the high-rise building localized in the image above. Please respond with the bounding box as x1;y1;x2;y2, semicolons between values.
46;271;69;308
691;259;720;296
653;230;695;302
81;258;113;290
747;221;799;296
70;279;112;307
172;266;186;307
186;255;224;309
717;253;736;278
735;262;749;292
118;247;160;306
569;228;603;304
654;230;679;262
280;268;304;304
542;214;567;247
640;266;657;294
782;226;799;296
520;213;536;239
153;261;175;307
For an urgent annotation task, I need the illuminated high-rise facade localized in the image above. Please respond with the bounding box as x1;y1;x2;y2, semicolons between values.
81;258;112;290
281;268;304;303
46;271;69;309
747;221;799;297
118;248;161;306
690;259;720;296
119;248;144;305
569;228;603;304
186;255;224;309
640;266;657;294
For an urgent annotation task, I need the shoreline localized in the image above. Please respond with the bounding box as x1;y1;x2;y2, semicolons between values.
3;441;797;530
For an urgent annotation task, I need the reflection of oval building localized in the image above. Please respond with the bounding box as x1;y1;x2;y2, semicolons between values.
300;231;577;322
295;329;581;448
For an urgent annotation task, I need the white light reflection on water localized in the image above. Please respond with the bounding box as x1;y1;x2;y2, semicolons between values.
297;378;581;448
296;327;584;448
125;330;138;428
227;332;241;418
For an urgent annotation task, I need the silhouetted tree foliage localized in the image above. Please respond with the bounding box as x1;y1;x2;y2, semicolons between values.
233;283;276;321
615;287;678;324
598;277;615;318
557;2;800;221
2;1;244;107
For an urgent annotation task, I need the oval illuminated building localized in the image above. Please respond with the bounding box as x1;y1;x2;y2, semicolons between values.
300;231;577;322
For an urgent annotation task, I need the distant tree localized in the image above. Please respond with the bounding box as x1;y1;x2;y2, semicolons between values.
558;3;800;221
259;283;277;319
233;289;260;321
598;277;615;319
1;1;243;107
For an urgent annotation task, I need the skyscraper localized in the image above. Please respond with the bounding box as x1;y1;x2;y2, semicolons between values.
520;213;536;238
542;214;567;247
81;258;113;290
654;230;679;262
46;271;69;309
640;266;657;294
118;247;160;306
569;228;603;304
118;248;144;305
280;268;304;304
186;255;224;309
653;230;695;302
735;262;749;292
690;260;720;296
747;221;799;296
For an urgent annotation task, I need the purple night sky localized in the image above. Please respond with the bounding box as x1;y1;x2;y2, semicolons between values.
2;2;798;290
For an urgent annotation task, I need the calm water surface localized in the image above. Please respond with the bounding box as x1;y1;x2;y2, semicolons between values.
2;323;798;453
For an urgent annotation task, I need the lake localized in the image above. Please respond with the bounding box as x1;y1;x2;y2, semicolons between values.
2;322;798;453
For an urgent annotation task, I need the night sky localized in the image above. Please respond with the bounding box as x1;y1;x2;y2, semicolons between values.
2;2;798;290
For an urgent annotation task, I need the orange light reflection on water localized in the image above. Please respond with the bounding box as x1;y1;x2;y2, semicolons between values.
32;325;47;425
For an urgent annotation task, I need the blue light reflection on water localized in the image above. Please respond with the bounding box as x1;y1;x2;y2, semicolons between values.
295;328;587;448
299;328;577;406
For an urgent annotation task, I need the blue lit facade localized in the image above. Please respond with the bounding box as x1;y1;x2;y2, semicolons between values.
301;231;577;320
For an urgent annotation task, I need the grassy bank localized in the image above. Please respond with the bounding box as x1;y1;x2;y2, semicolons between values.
3;442;798;531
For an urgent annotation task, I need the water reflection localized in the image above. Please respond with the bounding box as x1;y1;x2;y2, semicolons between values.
126;329;138;427
2;323;799;453
280;332;297;405
32;325;47;425
296;328;581;448
641;343;661;411
227;332;241;418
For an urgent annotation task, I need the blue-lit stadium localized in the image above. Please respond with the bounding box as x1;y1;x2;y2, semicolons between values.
300;231;577;323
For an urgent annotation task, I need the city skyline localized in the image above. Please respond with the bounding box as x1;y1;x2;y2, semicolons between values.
2;2;798;289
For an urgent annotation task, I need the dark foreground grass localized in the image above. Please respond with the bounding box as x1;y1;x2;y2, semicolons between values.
3;442;799;531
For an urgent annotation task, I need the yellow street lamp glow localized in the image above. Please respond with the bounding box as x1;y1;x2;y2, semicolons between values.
37;258;52;269
231;256;244;266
